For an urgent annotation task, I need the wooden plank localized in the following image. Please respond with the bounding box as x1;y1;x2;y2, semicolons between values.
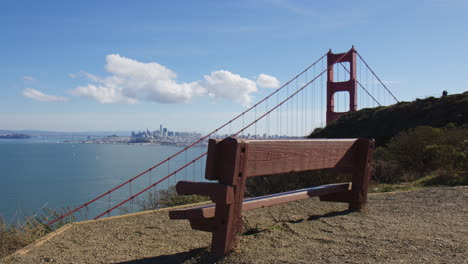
244;139;357;177
205;139;220;180
189;218;217;232
169;183;351;220
241;183;350;211
175;181;234;204
169;203;215;220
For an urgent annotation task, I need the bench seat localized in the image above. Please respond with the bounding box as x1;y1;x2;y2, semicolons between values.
169;182;351;220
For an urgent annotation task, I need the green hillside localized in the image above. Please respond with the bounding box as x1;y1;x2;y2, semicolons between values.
309;91;468;146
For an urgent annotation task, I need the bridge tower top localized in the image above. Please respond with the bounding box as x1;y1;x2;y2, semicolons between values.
326;47;357;124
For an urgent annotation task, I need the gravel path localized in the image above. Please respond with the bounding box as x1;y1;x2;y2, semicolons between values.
2;187;467;264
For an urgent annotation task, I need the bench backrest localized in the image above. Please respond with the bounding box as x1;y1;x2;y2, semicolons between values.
206;138;362;181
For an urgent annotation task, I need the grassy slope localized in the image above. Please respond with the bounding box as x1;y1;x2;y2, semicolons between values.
309;91;468;146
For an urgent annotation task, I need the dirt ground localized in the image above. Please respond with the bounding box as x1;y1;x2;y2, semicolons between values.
2;187;467;264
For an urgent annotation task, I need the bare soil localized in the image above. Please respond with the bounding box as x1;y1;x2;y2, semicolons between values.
2;187;467;264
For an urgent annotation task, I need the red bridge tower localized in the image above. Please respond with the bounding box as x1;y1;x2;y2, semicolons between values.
326;47;357;124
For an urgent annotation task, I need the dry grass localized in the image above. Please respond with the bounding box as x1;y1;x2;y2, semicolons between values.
0;207;76;259
0;217;47;258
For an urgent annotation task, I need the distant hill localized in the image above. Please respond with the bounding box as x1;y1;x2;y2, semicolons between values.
309;91;468;146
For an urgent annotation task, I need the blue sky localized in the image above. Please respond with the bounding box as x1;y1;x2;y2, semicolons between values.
1;0;467;132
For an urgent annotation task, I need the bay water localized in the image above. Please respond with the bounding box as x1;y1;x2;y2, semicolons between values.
0;138;206;223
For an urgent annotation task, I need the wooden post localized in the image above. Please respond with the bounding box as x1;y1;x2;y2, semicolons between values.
348;138;374;211
211;138;248;256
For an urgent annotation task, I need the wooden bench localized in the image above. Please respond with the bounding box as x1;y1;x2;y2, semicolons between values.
169;137;374;256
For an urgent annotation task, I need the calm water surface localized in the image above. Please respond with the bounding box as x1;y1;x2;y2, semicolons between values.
0;139;205;222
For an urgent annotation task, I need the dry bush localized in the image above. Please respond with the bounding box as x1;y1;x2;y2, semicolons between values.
0;207;75;259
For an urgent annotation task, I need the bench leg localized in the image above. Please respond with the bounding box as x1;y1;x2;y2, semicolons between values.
211;204;241;257
349;138;374;211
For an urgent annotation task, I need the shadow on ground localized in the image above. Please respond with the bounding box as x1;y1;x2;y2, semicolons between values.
113;248;221;264
114;210;354;264
307;209;353;221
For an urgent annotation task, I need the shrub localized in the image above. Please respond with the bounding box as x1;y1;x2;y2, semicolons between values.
372;125;467;184
372;159;401;183
309;92;468;147
385;126;444;176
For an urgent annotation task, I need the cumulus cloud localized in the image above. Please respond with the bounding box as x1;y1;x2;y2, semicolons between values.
22;88;69;102
71;84;138;104
71;54;279;106
256;73;281;88
72;54;201;104
196;70;258;105
22;76;37;82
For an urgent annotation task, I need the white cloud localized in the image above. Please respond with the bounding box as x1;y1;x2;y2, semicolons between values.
22;76;37;82
72;54;202;104
71;54;277;106
196;70;258;106
71;84;138;104
69;70;101;83
22;88;69;102
256;73;281;88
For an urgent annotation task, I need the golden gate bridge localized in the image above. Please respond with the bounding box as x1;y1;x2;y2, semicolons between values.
47;47;398;226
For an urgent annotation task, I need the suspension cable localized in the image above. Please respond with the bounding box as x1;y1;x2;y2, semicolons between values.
96;51;347;220
338;63;381;106
356;51;399;103
234;50;351;137
46;52;328;225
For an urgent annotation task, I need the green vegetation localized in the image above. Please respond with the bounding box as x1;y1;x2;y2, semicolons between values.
309;92;467;192
309;92;468;146
373;125;467;187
